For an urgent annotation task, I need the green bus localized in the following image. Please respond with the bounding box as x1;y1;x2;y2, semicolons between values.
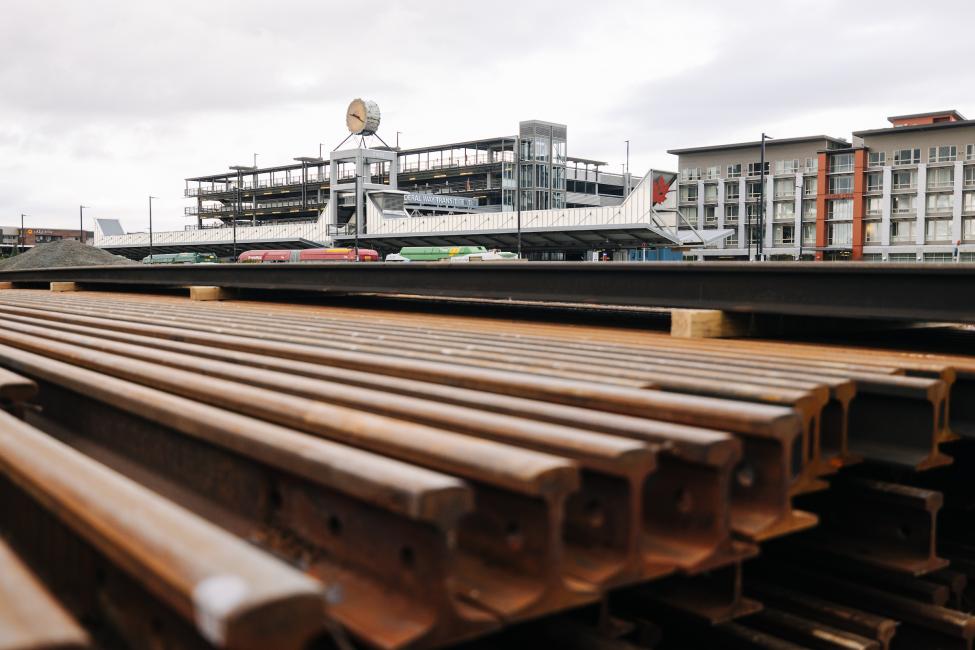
141;252;219;264
386;246;518;262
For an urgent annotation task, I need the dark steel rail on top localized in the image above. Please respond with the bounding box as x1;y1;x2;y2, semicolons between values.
2;261;974;323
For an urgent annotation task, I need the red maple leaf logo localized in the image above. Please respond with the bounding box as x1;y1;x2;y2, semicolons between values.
651;175;671;205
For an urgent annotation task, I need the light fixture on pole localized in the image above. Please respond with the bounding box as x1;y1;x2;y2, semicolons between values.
148;195;158;263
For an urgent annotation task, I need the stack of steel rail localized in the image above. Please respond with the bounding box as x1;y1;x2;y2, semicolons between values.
0;289;974;649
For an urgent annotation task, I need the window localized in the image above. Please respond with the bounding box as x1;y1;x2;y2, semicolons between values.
891;219;916;242
535;164;549;188
830;153;854;173
866;172;883;192
747;180;763;199
774;159;798;175
704;205;717;225
552;166;565;190
726;233;738;247
746;203;761;221
681;168;701;181
727;163;742;178
725;204;739;224
862;254;884;261
747;161;769;176
680;184;698;202
829;175;853;194
803;178;818;197
774;201;795;220
924;252;954;263
748;225;761;243
926;193;953;213
968;144;975;161
866;197;883;216
892;194;916;213
894;148;921;165
864;221;881;243
802;200;817;220
704;184;718;203
553;140;566;164
927;165;954;190
533;138;549;162
892;169;916;190
774;177;795;198
889;253;918;262
802;223;816;244
828;199;853;220
704;166;720;180
868;151;886;167
928;145;957;163
774;224;795;245
725;181;740;200
829;222;852;245
805;157;819;173
964;217;975;240
682;206;698;225
965;166;975;187
925;219;952;242
965;192;975;213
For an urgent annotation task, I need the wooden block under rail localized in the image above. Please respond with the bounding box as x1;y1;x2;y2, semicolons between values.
671;309;752;339
189;286;234;301
50;281;79;292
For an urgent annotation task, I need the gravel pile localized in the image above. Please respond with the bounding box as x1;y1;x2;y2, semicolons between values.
0;240;136;271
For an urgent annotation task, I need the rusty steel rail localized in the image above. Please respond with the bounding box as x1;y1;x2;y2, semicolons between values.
0;537;90;650
0;409;327;650
0;307;749;578
0;344;592;648
5;260;975;322
0;298;812;543
0;294;955;474
796;478;947;576
745;580;898;650
4;289;975;648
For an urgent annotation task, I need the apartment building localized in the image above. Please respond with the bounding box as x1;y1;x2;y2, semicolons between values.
668;136;849;260
670;110;975;261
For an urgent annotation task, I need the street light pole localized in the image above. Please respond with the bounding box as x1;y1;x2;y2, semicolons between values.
625;140;630;197
515;136;522;259
354;172;360;262
148;195;157;263
19;213;25;255
757;133;773;260
79;205;89;243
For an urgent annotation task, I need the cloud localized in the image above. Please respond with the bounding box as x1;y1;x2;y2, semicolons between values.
0;0;973;232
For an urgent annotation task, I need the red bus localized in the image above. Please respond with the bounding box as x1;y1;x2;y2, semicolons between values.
237;248;380;263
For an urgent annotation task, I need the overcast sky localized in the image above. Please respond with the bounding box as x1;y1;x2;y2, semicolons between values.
2;0;974;233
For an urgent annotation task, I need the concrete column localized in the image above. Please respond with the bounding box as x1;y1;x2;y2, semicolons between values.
793;173;803;257
716;179;725;249
738;177;746;253
765;175;774;255
952;160;964;244
881;166;892;247
696;180;705;229
916;164;927;254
